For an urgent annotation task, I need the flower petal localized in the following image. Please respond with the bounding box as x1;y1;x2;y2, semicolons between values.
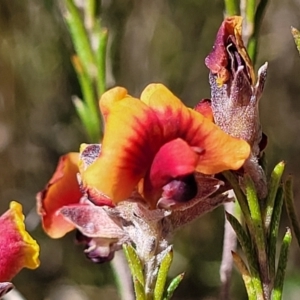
36;153;82;238
0;202;40;281
205;16;255;86
194;99;213;121
81;84;250;205
0;282;14;297
140;84;250;174
142;138;199;207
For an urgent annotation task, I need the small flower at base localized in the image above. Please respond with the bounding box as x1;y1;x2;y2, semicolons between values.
0;201;40;281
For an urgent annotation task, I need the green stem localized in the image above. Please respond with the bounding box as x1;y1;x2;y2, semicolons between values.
86;0;96;29
96;28;108;97
224;0;240;16
65;0;96;75
247;0;269;64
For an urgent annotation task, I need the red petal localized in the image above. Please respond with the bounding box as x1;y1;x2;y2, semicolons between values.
0;202;40;281
36;153;82;238
142;138;199;207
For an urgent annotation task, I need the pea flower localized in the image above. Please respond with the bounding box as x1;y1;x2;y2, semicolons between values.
205;16;268;197
37;153;83;238
0;201;40;296
79;83;250;208
37;83;251;265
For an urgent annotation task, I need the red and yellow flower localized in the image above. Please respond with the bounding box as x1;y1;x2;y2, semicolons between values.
37;153;83;238
37;82;251;242
0;201;40;281
80;83;250;208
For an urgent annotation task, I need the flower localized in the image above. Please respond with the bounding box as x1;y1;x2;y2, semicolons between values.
0;201;40;281
80;83;250;208
37;83;252;263
205;16;268;197
36;153;83;238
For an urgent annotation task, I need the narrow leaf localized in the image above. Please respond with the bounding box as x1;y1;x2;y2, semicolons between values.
226;212;263;296
284;176;300;247
164;273;185;300
232;252;257;300
72;96;96;141
134;277;146;300
272;228;292;300
123;244;145;287
245;175;269;297
154;247;173;300
268;187;284;280
71;56;100;142
65;0;96;76
245;175;266;252
264;161;285;230
222;171;252;229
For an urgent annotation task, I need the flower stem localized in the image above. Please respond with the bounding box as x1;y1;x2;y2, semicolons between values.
224;0;240;16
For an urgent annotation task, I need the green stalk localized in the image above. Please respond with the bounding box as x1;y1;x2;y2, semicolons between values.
247;0;269;64
86;0;96;29
224;0;240;16
71;56;100;142
96;28;108;96
65;0;96;75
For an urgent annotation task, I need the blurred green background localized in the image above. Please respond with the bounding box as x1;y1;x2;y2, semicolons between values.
1;0;300;299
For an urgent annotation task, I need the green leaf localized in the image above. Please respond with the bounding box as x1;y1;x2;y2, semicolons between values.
123;244;145;288
72;96;96;141
154;247;173;300
284;176;300;247
65;0;96;77
164;273;184;300
222;171;252;229
272;228;292;300
245;175;270;298
264;162;285;231
245;175;266;252
291;27;300;55
232;251;257;300
268;187;284;280
134;277;146;300
71;56;100;142
226;212;263;297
